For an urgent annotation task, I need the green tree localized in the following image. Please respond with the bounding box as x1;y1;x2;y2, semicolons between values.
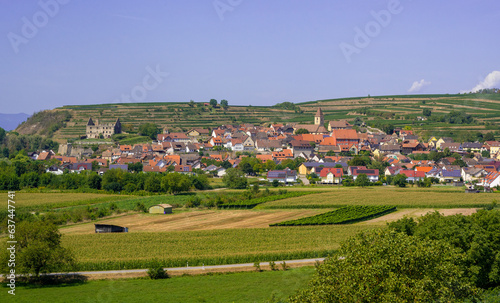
392;173;407;187
348;156;371;167
484;132;495;142
210;99;218;107
138;123;160;140
163;173;192;194
289;230;478;303
223;168;248;189
482;150;491;158
189;100;195;107
382;124;394;135
87;173;102;190
389;210;500;289
220;99;228;109
295;128;309;135
0;127;6;142
145;173;162;193
191;174;210;190
0;221;75;279
128;162;143;173
354;173;370;187
423;108;432;117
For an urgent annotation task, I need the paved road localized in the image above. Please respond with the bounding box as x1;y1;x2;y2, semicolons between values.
49;258;326;276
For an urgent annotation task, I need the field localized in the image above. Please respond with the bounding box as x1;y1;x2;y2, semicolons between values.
13;192;128;210
62;224;371;270
257;186;498;209
270;205;396;226
0;267;315;303
3;187;490;272
60;209;328;234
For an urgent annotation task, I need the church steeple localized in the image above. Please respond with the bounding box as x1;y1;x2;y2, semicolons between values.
315;108;324;125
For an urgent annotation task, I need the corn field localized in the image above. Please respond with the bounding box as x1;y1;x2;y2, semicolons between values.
62;225;372;270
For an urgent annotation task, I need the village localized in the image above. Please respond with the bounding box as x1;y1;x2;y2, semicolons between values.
30;108;500;190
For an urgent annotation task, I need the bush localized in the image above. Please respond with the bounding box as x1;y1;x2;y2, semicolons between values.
135;202;147;213
254;262;262;272
147;265;169;279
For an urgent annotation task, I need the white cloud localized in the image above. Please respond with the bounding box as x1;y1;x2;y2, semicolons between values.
408;79;431;93
465;71;500;93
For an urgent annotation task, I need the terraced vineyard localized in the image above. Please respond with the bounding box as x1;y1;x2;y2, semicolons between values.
270;205;396;226
15;93;500;142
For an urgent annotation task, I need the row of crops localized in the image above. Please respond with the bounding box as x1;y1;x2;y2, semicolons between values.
270;205;397;226
61;225;370;270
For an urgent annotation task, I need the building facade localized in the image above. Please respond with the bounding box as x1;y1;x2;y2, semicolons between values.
86;117;121;139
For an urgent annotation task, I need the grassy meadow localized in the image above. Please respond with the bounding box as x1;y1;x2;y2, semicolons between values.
0;267;315;303
13;192;128;211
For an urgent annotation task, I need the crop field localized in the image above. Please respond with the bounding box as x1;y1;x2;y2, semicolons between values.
62;224;373;270
270;205;396;226
0;267;316;303
258;187;498;209
60;209;329;234
12;193;129;210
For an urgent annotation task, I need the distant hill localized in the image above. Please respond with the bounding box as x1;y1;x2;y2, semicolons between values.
0;113;30;131
15;93;500;142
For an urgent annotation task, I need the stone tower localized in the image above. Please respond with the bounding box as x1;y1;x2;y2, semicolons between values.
315;108;324;126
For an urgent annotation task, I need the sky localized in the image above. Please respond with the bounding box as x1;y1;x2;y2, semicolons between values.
1;0;499;114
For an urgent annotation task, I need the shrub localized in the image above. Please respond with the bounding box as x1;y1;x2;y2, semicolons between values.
253;262;261;272
147;265;169;279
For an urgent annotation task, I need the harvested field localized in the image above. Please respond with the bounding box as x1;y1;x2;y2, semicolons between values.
359;208;479;225
60;209;328;234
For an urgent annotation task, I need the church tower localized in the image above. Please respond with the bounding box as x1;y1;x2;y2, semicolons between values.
315;108;324;126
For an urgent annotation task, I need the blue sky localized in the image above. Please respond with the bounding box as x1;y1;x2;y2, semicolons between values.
1;0;499;114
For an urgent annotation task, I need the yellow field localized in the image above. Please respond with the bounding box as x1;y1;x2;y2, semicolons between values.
258;187;497;208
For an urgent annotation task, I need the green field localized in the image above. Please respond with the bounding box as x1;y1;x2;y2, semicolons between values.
257;187;498;209
0;267;315;303
62;225;372;270
12;193;129;210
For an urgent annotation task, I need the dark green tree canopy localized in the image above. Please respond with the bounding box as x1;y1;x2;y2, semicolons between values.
139;123;160;140
290;230;478;302
0;221;75;279
222;168;247;189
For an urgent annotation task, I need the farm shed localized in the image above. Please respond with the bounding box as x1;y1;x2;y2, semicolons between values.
149;204;173;214
94;224;128;233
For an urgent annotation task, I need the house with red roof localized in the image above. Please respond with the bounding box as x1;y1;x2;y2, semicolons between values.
319;168;343;184
399;170;425;182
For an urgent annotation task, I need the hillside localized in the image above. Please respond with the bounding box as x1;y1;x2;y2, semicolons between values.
15;93;500;143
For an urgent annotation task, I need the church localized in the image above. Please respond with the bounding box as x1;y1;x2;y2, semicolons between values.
292;108;328;134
